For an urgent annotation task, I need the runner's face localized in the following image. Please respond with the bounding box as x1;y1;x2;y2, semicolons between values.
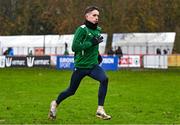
85;10;99;24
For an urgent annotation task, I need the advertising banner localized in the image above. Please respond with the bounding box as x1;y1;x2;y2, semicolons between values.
4;56;50;67
0;56;6;68
26;56;50;67
5;56;26;67
100;56;118;70
119;55;141;68
56;55;118;70
56;56;74;70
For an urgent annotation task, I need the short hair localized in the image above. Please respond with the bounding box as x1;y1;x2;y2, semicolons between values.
84;6;100;15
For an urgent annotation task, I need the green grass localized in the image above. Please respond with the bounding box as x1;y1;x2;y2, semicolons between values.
0;68;180;124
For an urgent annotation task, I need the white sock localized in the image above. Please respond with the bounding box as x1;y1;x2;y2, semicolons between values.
51;101;57;111
97;106;104;112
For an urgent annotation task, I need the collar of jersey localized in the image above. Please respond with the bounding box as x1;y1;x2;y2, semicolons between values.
84;20;98;30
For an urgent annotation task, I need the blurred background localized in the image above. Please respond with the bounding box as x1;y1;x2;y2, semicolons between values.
0;0;180;69
0;0;179;53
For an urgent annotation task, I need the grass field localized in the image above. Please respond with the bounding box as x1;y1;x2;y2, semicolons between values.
0;68;180;124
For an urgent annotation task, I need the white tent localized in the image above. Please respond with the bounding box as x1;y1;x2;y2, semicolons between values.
0;34;107;55
112;32;176;55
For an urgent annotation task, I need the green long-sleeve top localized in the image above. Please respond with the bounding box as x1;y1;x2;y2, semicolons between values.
72;25;102;68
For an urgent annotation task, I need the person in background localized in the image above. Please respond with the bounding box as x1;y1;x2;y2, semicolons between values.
156;48;161;55
107;47;114;55
3;47;14;56
115;46;123;58
3;49;8;55
64;42;69;55
28;50;33;56
163;49;167;55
